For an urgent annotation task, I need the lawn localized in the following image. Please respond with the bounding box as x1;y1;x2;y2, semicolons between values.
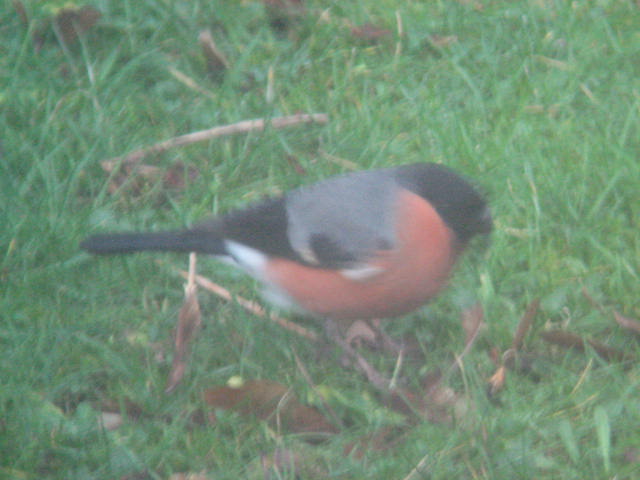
2;0;639;478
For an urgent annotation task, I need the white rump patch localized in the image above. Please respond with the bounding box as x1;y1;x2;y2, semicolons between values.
225;241;268;279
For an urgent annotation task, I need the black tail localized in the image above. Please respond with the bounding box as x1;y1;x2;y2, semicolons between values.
80;229;226;255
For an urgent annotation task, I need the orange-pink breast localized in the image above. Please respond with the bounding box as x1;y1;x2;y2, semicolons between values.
264;190;458;320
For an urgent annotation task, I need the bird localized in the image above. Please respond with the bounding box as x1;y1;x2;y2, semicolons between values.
81;163;492;322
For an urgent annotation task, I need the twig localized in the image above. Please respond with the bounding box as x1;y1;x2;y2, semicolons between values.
174;268;319;342
101;113;329;171
187;252;196;289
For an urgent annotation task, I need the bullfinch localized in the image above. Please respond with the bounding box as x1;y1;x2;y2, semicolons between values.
81;163;492;321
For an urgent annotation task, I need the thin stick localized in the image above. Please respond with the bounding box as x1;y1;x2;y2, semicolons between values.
175;269;319;342
101;113;329;171
187;252;196;289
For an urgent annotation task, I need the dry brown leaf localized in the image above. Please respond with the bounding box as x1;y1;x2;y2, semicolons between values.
204;379;338;436
350;23;392;41
512;298;540;350
54;6;101;44
487;299;540;398
487;365;506;398
166;254;201;393
488;347;501;366
613;311;640;336
163;162;200;190
104;164;162;196
540;330;628;363
582;287;640;336
104;161;198;197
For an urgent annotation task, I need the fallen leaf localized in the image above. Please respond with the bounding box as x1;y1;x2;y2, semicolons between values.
104;164;161;196
613;311;640;336
540;330;628;363
487;365;506;398
489;347;501;366
166;254;201;393
204;379;338;437
582;288;640;336
350;23;392;42
512;298;539;350
163;162;200;190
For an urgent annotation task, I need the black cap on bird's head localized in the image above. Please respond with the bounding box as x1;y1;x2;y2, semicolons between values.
395;163;492;244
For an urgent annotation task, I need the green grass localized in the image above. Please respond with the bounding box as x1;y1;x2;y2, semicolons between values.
2;0;639;478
